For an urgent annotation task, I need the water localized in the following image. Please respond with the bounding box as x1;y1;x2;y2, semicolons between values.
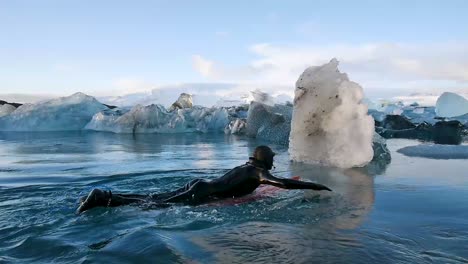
0;132;467;263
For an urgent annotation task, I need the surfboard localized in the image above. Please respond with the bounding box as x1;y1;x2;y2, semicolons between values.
206;176;301;207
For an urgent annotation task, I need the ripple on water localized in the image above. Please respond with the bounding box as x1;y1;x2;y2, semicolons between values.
0;134;467;263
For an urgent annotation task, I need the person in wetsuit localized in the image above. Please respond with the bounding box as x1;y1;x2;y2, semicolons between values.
76;146;332;214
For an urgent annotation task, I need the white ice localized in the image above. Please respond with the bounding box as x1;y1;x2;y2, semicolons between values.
85;104;230;134
224;119;247;135
435;92;468;118
289;58;374;168
397;144;468;159
168;93;193;111
0;104;16;117
0;93;107;131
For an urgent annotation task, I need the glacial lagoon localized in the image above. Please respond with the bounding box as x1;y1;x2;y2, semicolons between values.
0;132;467;263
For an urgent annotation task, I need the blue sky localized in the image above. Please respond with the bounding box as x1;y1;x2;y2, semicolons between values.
1;0;467;99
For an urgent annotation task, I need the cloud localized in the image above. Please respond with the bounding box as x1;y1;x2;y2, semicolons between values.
112;78;155;95
192;55;217;78
192;42;468;97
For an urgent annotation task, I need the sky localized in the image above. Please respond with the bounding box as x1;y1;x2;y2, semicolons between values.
1;0;468;102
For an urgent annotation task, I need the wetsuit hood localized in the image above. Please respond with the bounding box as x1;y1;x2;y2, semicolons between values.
250;146;275;170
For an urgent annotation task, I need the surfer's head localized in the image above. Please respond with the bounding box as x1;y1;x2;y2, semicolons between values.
252;146;276;170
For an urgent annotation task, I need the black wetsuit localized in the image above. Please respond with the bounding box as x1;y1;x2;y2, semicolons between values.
77;158;331;213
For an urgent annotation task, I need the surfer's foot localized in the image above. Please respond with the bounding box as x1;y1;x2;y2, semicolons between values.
318;184;332;192
76;188;112;214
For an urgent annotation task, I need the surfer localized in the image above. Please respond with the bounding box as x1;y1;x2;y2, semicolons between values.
76;146;332;214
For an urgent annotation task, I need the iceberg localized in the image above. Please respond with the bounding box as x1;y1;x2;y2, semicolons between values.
85;104;230;134
289;59;374;168
0;104;16;117
435;92;468;118
246;101;292;145
401;106;437;124
0;93;108;131
433;120;464;145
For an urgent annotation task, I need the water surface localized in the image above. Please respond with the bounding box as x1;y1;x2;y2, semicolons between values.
0;132;467;263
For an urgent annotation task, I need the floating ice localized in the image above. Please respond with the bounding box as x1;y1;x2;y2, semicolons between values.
401;106;437;124
85;104;230;133
0;93;107;131
0;104;16;117
435;92;468;118
397;144;468;159
289;59;374;168
368;100;404;115
372;133;391;162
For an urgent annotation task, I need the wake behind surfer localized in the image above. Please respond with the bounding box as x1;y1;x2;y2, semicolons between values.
76;146;332;214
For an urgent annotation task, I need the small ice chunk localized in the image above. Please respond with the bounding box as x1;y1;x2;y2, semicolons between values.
289;58;374;168
435;92;468;118
372;132;391;162
397;144;468;159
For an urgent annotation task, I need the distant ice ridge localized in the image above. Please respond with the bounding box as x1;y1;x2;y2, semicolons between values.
397;144;468;159
365;99;404;115
0;93;107;131
85;104;230;133
289;59;374;168
99;84;293;108
435;92;468;118
366;91;468;125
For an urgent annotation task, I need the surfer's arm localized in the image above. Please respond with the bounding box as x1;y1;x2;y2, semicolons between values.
260;172;332;191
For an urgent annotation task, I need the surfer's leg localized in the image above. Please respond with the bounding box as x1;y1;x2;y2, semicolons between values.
163;179;213;204
76;188;112;214
76;189;147;214
149;179;203;201
110;194;147;206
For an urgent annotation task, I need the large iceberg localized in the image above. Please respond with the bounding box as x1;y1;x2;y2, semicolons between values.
85;104;230;133
0;93;107;131
289;59;374;168
435;92;468;118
